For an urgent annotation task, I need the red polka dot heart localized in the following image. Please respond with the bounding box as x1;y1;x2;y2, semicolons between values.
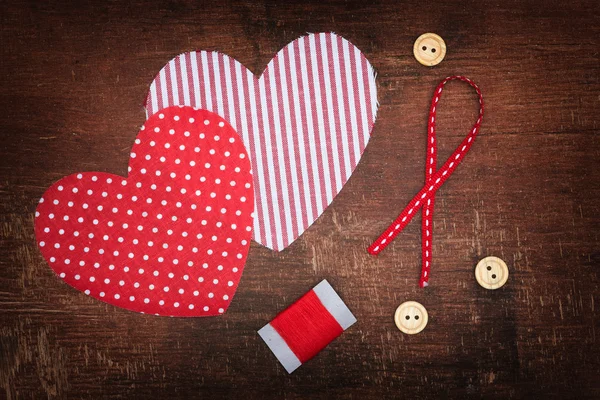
34;107;254;317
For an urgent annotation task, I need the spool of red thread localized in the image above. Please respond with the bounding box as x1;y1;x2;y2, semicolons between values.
258;280;357;373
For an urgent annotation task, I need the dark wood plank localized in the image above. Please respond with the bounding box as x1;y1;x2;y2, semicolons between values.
1;0;599;398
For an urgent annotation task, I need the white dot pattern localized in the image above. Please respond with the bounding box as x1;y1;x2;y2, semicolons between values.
34;107;254;316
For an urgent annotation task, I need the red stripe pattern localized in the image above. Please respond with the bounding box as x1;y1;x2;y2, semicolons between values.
145;33;378;251
368;76;484;287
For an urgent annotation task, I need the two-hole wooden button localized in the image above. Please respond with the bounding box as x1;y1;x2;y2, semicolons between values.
394;301;428;334
475;256;509;289
413;33;446;66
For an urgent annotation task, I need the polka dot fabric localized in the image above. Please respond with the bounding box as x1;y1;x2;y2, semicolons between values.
34;107;254;317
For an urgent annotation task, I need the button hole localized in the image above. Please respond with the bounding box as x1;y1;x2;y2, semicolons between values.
422;46;427;51
414;315;420;320
492;274;497;279
431;48;436;53
486;266;492;271
405;315;410;320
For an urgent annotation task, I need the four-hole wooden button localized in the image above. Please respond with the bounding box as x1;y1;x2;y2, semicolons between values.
475;256;509;289
394;301;428;334
413;33;447;66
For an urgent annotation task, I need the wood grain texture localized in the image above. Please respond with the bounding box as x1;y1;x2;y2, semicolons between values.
1;0;599;398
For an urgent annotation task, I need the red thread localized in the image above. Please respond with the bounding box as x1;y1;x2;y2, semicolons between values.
367;76;484;288
270;289;343;363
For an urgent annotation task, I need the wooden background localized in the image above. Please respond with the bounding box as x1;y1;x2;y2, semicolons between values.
1;0;599;398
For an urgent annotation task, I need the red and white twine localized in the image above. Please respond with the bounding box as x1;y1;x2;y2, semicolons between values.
367;76;484;287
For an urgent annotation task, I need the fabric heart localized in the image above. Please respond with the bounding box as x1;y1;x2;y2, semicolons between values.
34;107;254;316
144;32;378;251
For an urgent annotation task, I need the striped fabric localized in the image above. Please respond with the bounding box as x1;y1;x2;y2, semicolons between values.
145;32;378;251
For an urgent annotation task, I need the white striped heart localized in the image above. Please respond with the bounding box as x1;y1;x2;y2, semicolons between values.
145;32;378;251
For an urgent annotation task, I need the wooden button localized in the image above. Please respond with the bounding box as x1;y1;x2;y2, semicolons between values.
394;301;428;334
413;33;446;66
475;256;509;289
